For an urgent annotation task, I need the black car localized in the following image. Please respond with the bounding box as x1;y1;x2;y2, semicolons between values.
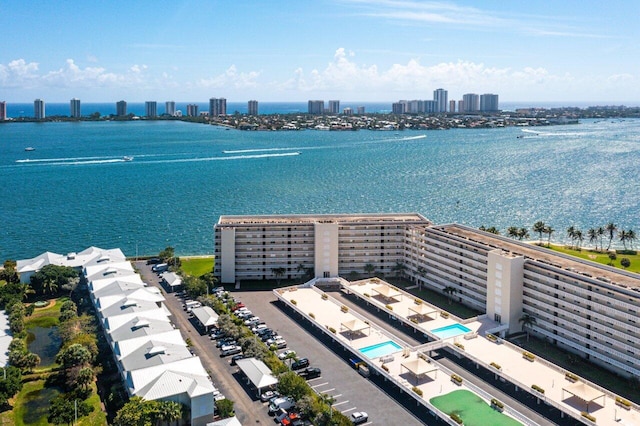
230;354;246;365
146;257;161;265
216;338;236;348
291;358;309;371
298;367;321;379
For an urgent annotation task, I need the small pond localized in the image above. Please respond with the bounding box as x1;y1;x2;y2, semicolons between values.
22;385;62;424
27;326;61;366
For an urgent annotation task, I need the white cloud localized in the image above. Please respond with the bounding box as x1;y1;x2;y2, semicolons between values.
197;65;261;89
0;59;40;88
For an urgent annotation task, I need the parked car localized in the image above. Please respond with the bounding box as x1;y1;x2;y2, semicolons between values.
152;263;169;273
267;338;287;349
216;338;236;348
350;412;368;425
298;367;321;379
252;324;268;333
291;358;309;371
260;389;280;402
220;346;242;357
231;303;245;311
278;350;296;360
146;257;161;265
268;396;295;414
244;316;261;326
230;354;246;366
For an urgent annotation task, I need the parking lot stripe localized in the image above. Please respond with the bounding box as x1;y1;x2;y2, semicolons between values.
332;400;350;406
311;382;329;388
331;393;341;398
341;407;357;413
322;388;335;393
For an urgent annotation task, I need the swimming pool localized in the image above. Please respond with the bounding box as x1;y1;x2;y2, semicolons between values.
431;324;472;339
359;341;402;359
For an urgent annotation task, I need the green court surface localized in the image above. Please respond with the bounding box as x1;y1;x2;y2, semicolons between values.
430;389;522;426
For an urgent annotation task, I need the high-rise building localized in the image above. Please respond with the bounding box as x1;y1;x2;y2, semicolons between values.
248;100;258;116
328;100;340;114
357;106;365;115
424;100;437;114
433;88;448;113
343;107;353;115
70;98;81;118
116;100;127;117
0;101;6;121
34;99;45;119
480;94;499;112
449;100;456;114
308;100;324;115
458;100;464;113
462;93;480;113
145;101;157;118
391;102;406;114
186;104;199;117
209;98;227;117
165;101;176;116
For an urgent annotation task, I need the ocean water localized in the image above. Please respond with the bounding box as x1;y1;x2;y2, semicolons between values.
1;118;639;259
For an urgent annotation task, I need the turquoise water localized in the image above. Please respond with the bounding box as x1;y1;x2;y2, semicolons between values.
359;341;402;358
431;324;472;339
1;118;639;259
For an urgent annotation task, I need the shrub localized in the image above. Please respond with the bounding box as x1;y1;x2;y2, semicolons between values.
450;413;463;424
340;305;348;313
308;313;315;319
410;318;418;324
414;298;422;305
451;374;463;385
440;311;449;318
381;364;389;372
581;412;596;422
411;386;423;396
491;398;504;409
454;342;465;350
363;293;370;297
321;294;328;300
385;304;393;311
531;384;545;394
565;372;579;382
616;396;631;409
290;299;297;305
490;362;501;370
523;351;535;361
486;333;498;342
327;326;336;334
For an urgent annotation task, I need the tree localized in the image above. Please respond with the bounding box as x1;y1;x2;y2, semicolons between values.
543;225;554;247
271;267;286;285
364;263;375;277
619;230;629;250
0;366;23;408
416;266;427;291
114;397;153;426
347;270;359;282
621;258;631;269
56;343;92;369
392;261;406;278
484;226;500;235
518;313;537;342
0;264;20;284
67;366;95;392
566;226;576;248
443;286;457;305
606;222;617;250
156;401;183;426
277;371;312;401
506;226;519;239
517;227;530;241
597;226;605;251
608;252;617;266
215;398;235;419
587;228;598;251
532;221;546;245
30;264;78;296
574;229;583;250
627;230;637;249
183;275;207;298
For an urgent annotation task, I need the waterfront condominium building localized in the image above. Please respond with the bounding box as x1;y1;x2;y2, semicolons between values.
34;99;45;119
145;101;157;118
392;102;406;114
186;104;199;117
116;100;127;117
247;100;258;116
328;100;340;114
0;101;6;121
209;97;227;117
433;88;448;113
449;100;456;114
165;101;176;116
462;93;480;113
458;100;464;113
308;100;324;115
214;213;640;379
480;94;499;112
343;107;353;115
70;98;81;118
357;106;365;115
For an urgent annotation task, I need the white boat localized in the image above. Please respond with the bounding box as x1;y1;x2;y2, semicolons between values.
122;156;133;162
24;147;35;151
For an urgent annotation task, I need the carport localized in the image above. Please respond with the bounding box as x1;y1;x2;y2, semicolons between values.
407;303;438;322
562;382;606;413
372;284;403;303
340;318;371;340
161;272;183;293
400;358;439;385
191;306;219;333
236;357;278;397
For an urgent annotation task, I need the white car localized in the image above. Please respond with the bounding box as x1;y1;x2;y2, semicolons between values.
351;412;368;424
278;350;296;360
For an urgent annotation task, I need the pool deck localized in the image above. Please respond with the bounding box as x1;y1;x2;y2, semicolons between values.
277;278;640;426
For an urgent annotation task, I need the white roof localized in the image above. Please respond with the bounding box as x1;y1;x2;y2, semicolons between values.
104;308;172;332
207;417;242;426
84;261;135;282
191;306;219;327
96;288;164;311
136;369;216;400
108;316;174;344
162;272;183;287
114;329;185;359
126;356;210;394
16;246;126;273
119;339;192;372
236;357;278;390
89;274;145;292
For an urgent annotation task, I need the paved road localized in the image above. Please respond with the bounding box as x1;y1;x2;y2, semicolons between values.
134;262;274;425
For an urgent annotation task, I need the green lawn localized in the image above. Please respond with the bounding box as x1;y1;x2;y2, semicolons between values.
544;244;640;273
181;256;215;277
430;389;522;426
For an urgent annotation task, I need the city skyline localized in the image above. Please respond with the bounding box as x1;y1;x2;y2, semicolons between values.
1;1;639;103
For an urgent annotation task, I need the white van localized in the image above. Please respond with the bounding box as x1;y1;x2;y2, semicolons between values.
185;300;201;312
152;263;169;273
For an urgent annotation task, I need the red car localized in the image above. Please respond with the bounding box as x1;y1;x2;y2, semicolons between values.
231;303;245;311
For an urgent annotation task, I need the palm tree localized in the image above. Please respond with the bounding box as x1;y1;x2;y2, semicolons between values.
543;225;554;247
271;267;286;285
627;230;636;249
606;222;617;250
619;230;629;250
597;226;605;252
156;401;184;426
392;261;406;278
532;221;546;245
518;313;537;342
574;229;583;250
517;228;530;241
364;263;375;277
443;286;457;305
416;266;427;291
587;228;598;251
566;226;576;248
507;227;519;239
42;277;58;295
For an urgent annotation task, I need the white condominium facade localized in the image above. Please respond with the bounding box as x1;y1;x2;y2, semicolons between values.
214;213;640;378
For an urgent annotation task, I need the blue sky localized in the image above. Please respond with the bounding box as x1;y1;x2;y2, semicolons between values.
1;0;639;103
